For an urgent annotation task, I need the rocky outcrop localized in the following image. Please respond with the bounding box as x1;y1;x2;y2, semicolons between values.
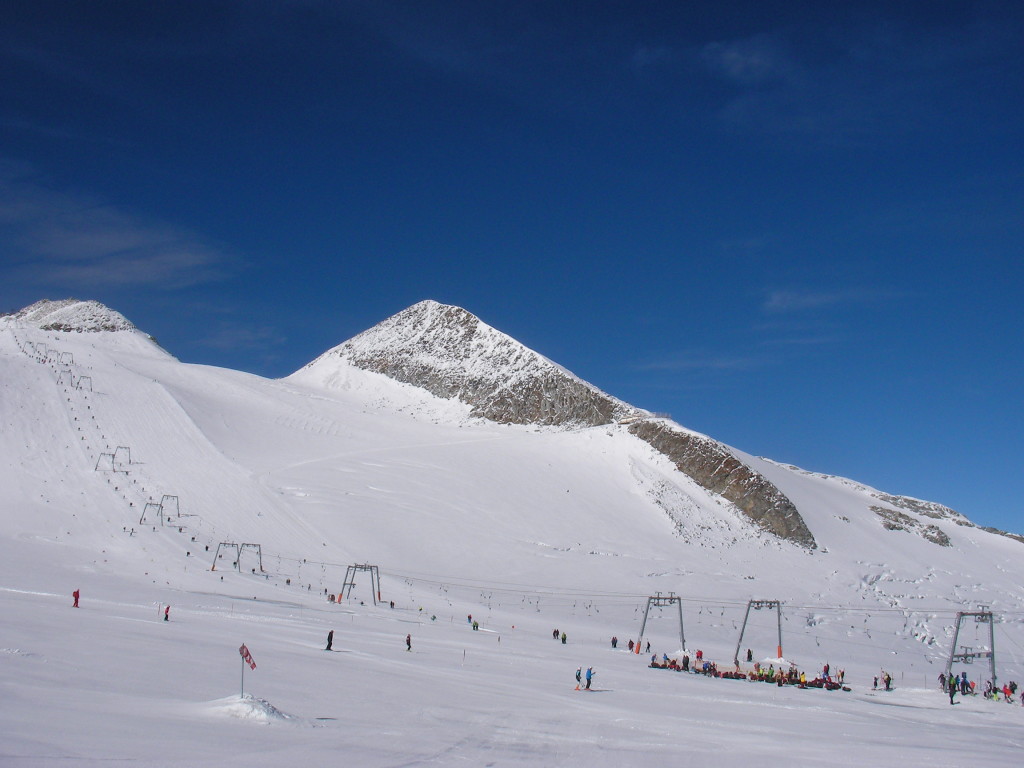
627;419;817;549
871;506;951;546
871;492;967;523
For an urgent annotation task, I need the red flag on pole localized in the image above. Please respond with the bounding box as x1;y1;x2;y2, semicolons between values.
239;644;256;670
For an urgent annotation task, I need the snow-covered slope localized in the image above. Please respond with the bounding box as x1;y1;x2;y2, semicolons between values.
293;300;817;548
1;301;1022;766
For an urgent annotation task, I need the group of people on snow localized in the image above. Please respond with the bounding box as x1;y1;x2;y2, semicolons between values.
575;666;595;690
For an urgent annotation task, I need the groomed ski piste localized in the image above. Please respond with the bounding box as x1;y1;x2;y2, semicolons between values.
2;304;1023;767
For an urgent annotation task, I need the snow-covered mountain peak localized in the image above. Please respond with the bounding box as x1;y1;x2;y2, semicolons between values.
7;298;136;333
292;300;641;427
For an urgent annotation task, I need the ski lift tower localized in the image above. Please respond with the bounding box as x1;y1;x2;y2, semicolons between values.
944;609;996;692
635;592;686;654
340;563;382;605
734;599;783;664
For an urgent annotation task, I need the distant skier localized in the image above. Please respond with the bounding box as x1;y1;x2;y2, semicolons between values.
164;605;170;622
575;667;582;690
72;589;80;608
585;667;594;690
561;632;567;645
326;630;334;651
611;636;618;649
406;633;411;652
746;648;753;662
949;680;956;705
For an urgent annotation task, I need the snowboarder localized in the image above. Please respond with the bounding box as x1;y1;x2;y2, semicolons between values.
585;667;594;690
326;630;334;651
164;605;170;622
406;633;411;652
72;589;79;608
575;667;582;690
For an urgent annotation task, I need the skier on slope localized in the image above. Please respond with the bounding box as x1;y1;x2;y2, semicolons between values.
406;633;411;652
585;667;595;690
575;667;582;689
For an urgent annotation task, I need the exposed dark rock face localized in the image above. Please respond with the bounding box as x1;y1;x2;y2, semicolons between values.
627;419;817;549
302;300;818;548
871;492;966;523
871;505;951;546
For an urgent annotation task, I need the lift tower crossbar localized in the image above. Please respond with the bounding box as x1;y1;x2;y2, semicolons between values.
944;610;996;692
734;599;783;664
340;564;382;605
635;592;685;654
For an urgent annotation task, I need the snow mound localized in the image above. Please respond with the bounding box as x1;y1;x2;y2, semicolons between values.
206;694;297;724
9;298;136;333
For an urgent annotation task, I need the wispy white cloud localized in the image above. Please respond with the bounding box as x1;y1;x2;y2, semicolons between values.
636;352;766;373
691;13;1022;143
0;164;236;290
700;34;797;86
763;287;903;313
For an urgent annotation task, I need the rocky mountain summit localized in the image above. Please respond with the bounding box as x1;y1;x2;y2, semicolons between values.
297;300;816;548
298;300;640;427
7;298;136;333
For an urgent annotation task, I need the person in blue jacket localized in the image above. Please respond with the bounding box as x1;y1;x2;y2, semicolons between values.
585;667;595;690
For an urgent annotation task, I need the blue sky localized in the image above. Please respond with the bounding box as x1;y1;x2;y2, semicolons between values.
2;1;1022;531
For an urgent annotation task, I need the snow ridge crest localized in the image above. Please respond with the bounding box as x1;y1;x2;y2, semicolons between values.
9;299;136;333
